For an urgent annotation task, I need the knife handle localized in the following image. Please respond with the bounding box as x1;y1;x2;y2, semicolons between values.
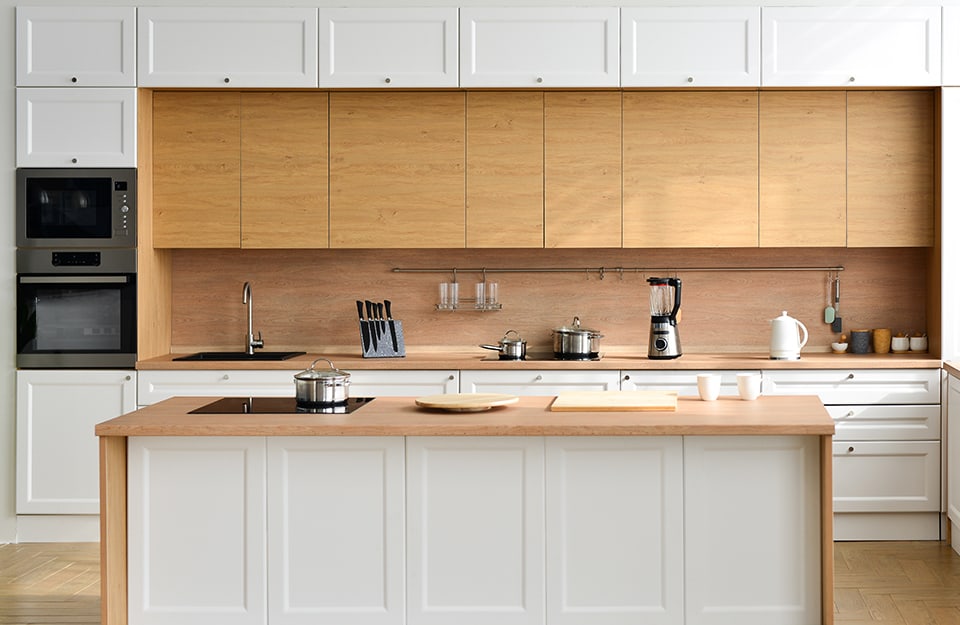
384;299;393;319
356;300;365;320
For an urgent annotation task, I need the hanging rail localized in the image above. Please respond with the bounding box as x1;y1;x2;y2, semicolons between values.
392;265;844;279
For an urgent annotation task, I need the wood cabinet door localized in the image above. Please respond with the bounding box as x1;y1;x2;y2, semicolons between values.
466;92;543;247
153;91;240;248
623;91;758;247
241;92;329;249
759;91;846;247
847;90;935;247
330;92;466;248
544;92;621;248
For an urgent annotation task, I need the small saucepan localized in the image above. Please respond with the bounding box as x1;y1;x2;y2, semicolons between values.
479;329;527;360
294;358;351;406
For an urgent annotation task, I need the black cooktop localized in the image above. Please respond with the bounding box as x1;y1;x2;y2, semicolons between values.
190;397;375;415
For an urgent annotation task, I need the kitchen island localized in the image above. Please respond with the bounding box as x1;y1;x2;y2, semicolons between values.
97;394;835;625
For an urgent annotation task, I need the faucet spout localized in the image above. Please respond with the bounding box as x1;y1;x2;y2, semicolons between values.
242;282;264;355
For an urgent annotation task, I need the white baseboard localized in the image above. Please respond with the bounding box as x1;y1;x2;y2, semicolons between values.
834;512;941;541
17;515;99;542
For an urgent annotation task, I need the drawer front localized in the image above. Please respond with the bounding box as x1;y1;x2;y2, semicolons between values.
829;404;941;441
621;370;761;397
762;369;940;405
138;370;297;405
460;370;620;396
833;441;940;512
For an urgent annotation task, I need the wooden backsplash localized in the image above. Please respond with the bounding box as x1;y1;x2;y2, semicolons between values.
169;247;929;355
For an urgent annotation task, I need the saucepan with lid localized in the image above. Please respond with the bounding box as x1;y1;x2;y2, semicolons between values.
479;329;527;360
294;358;351;406
552;316;603;360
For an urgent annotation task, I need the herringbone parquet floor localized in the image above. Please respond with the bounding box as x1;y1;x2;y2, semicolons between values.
1;540;959;624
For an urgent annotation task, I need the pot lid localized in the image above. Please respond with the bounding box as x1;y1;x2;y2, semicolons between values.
500;329;525;344
554;316;600;335
295;357;350;381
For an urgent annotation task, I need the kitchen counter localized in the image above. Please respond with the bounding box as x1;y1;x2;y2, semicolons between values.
138;349;941;370
945;361;960;377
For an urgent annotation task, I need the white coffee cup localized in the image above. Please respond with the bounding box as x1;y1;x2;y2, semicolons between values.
697;374;721;401
737;373;762;401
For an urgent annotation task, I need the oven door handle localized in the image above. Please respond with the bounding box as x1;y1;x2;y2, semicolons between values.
19;275;130;284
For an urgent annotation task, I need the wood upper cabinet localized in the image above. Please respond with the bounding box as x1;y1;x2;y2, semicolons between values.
544;92;622;248
330;92;466;248
623;91;759;248
847;90;935;247
759;91;846;247
621;7;760;87
241;93;329;249
153;91;241;248
466;92;544;248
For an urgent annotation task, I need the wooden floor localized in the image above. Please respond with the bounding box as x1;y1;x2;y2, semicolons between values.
1;541;959;624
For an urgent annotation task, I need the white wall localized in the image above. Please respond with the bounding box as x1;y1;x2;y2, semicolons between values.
0;0;954;542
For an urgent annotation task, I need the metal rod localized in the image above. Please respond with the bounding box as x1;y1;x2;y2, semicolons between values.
393;266;844;275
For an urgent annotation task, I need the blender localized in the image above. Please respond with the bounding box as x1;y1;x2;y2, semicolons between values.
647;277;682;359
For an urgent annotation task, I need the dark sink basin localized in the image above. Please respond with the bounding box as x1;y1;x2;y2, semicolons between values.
173;351;306;361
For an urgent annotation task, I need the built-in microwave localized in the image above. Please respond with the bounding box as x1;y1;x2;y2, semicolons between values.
16;168;136;248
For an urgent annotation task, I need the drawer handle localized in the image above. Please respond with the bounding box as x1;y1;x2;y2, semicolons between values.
385;77;391;84
686;76;694;83
222;374;230;380
125;375;132;381
536;76;543;83
623;375;631;381
846;373;855;380
71;76;78;83
535;375;543;382
223;77;231;84
847;446;855;453
448;374;455;381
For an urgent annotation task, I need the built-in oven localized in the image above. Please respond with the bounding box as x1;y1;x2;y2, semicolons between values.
16;249;137;368
16;168;136;248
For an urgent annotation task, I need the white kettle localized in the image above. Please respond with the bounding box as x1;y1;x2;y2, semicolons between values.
770;311;808;360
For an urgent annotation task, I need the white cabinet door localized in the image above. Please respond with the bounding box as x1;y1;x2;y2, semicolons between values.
621;370;760;397
761;6;941;86
762;369;940;405
833;440;940;513
944;7;960;85
621;7;759;87
16;369;135;514
460;7;619;87
128;436;267;625
684;436;821;625
545;437;683;625
17;87;136;167
949;377;960;532
459;370;620;395
268;438;404;625
17;6;136;86
319;8;457;87
830;404;941;441
138;7;319;87
406;437;544;625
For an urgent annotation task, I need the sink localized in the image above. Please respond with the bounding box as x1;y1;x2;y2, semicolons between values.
173;351;306;361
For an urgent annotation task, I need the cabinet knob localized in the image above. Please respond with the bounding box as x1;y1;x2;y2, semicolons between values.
223;77;230;84
536;77;543;83
846;373;855;380
125;375;132;381
623;374;631;381
534;375;543;382
848;76;856;83
385;77;391;84
448;374;455;381
71;158;78;164
70;76;78;84
686;76;694;83
845;410;855;418
847;446;855;453
222;374;230;380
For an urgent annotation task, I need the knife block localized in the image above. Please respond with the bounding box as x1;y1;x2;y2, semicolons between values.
359;319;406;358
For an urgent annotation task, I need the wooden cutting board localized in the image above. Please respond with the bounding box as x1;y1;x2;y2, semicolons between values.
550;390;678;412
415;393;520;412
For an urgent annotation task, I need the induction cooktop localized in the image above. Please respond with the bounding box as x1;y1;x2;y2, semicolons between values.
190;397;375;415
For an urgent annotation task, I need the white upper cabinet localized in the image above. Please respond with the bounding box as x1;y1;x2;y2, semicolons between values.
138;7;319;87
318;8;458;88
621;7;759;87
17;6;136;87
460;7;620;87
17;87;137;167
762;6;941;86
943;7;960;85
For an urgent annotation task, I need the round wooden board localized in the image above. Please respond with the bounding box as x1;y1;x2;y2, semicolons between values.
415;393;520;412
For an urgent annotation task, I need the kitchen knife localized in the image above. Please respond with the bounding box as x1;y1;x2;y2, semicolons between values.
385;299;399;353
377;302;386;337
365;300;378;350
356;300;371;352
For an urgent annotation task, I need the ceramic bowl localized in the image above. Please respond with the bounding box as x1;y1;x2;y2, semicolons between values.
831;342;848;353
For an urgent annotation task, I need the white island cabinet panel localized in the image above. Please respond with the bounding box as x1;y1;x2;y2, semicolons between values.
406;437;544;625
621;7;759;87
948;375;960;555
138;7;318;87
16;6;136;86
267;438;404;625
684;436;821;625
17;87;136;167
762;6;941;86
545;437;684;625
318;8;458;87
460;7;619;87
460;369;619;396
128;437;267;625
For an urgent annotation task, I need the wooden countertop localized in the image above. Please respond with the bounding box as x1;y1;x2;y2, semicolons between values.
138;350;941;371
95;394;835;437
944;361;960;378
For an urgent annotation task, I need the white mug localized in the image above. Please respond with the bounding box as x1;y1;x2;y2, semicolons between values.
737;373;762;401
697;374;721;401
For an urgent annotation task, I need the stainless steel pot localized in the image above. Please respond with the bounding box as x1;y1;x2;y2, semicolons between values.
552;316;603;359
294;358;350;406
479;329;527;360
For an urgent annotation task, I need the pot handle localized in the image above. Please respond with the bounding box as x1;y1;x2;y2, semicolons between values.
308;357;339;372
479;344;503;352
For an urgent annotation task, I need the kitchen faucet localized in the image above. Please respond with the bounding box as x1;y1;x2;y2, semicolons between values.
242;281;264;355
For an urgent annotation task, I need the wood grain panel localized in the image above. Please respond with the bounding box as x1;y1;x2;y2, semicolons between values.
153;91;241;248
760;91;846;247
466;92;544;248
848;90;935;247
100;436;127;625
623;91;759;248
329;92;465;248
544;92;622;248
241;92;329;249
